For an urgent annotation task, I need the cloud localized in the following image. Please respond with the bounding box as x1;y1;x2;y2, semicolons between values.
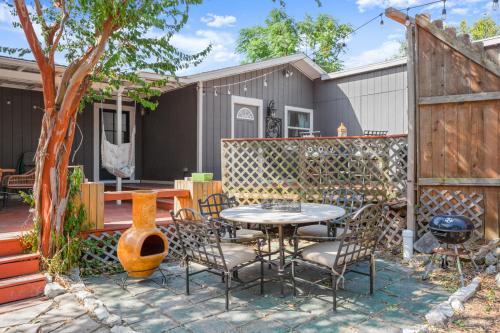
356;0;425;12
167;29;240;74
201;13;237;28
343;40;401;68
451;7;469;15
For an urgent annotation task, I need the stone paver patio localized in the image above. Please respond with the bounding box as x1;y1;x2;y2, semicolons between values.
77;257;450;333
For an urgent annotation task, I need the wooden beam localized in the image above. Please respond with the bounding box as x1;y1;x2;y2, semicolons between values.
419;92;500;105
385;7;414;26
406;24;417;233
104;189;190;201
415;15;500;77
419;178;500;186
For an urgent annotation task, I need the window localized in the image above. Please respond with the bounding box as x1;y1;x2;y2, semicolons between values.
284;106;313;138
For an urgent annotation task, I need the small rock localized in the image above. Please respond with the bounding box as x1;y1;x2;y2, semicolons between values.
425;309;448;327
449;298;464;312
93;305;110;321
495;273;500;288
402;325;428;333
74;290;93;301
69;283;86;293
83;297;103;312
44;273;53;283
449;277;480;303
110;326;137;333
68;267;81;282
485;252;497;266
414;231;440;254
485;265;496;275
106;314;122;326
44;282;65;298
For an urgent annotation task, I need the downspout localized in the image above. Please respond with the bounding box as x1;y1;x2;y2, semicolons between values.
197;81;203;172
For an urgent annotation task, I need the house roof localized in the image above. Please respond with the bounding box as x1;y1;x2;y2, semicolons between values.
183;53;327;83
0;55;185;93
322;57;407;81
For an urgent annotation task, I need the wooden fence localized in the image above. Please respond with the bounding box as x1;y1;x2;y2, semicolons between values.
388;9;500;240
221;135;408;205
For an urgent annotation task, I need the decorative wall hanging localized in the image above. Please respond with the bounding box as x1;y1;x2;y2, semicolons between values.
266;116;282;138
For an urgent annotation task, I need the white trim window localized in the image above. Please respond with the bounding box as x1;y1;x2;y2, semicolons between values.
284;106;314;138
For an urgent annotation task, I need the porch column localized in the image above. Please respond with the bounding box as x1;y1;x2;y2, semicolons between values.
116;86;124;205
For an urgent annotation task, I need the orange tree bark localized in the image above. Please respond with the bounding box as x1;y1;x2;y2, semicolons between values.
14;0;115;256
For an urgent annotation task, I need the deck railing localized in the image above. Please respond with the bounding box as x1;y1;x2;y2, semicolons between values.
221;135;408;205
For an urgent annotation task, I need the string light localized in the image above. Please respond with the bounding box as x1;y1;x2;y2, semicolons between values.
379;13;384;26
227;87;231;95
441;0;447;20
405;8;411;26
214;88;217;97
493;0;499;11
243;83;248;92
264;75;268;87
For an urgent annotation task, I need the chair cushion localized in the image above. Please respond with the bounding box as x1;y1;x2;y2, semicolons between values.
219;243;258;269
297;224;328;237
235;228;264;240
301;241;365;267
297;225;350;237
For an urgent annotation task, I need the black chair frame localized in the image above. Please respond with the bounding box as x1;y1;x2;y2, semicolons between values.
291;204;382;311
171;208;265;311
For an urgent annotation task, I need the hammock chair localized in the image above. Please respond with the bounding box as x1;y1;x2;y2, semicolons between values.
101;112;136;179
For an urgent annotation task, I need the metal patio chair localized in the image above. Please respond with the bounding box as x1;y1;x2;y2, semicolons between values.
294;188;364;241
291;203;382;311
1;152;36;206
198;193;265;242
170;208;265;311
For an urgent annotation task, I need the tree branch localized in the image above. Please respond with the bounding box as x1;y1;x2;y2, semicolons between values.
14;0;48;70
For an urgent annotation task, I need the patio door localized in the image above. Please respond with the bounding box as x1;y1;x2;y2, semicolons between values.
93;103;136;182
231;96;263;138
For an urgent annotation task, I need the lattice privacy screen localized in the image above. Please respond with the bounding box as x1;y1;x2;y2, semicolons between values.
81;223;183;266
221;136;408;205
417;188;484;239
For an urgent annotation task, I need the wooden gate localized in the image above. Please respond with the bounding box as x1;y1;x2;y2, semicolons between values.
388;10;500;240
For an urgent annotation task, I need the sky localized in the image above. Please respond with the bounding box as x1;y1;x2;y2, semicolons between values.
0;0;498;75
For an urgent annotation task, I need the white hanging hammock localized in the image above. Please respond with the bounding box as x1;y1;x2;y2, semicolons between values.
101;114;136;179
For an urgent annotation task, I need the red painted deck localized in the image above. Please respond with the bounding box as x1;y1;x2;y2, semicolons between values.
0;198;172;236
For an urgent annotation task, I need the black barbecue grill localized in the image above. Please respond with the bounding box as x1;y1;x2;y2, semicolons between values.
424;214;478;287
428;215;475;244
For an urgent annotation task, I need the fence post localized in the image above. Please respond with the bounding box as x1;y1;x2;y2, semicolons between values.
80;182;104;230
174;180;222;214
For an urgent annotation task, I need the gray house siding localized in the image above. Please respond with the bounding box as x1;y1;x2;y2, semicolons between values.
202;65;315;179
141;84;197;181
314;63;408;136
0;86;94;179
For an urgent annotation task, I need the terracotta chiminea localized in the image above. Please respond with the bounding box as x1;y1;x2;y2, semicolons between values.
117;190;169;277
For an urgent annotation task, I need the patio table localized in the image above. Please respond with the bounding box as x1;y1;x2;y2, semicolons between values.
220;203;345;295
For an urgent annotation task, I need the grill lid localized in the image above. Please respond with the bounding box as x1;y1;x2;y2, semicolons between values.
429;215;474;232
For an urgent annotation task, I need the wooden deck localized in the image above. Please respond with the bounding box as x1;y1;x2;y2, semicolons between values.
0;198;172;237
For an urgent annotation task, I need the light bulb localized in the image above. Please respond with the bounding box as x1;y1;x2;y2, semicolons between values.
244;84;247;92
493;0;499;11
264;76;268;87
214;89;217;97
405;9;411;26
380;14;384;26
442;1;447;21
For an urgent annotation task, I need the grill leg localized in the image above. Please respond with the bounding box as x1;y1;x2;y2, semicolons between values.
454;245;465;288
291;260;296;297
267;228;272;269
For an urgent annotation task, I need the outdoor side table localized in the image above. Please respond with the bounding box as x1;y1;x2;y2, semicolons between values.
220;203;345;296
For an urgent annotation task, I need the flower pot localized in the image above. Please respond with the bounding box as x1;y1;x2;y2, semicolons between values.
117;190;169;277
